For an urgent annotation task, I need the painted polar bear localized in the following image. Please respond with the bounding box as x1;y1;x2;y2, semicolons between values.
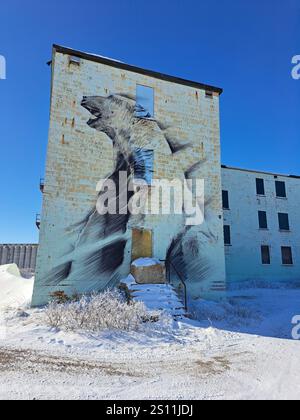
44;93;222;299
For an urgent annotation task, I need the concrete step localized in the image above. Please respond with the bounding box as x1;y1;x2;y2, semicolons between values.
120;275;187;319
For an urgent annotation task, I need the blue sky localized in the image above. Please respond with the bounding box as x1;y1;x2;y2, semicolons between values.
0;0;299;243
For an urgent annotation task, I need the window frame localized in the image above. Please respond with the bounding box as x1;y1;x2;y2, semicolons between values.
278;213;290;231
256;178;265;196
275;181;287;198
222;190;230;210
135;84;155;119
281;246;293;266
224;225;231;246
258;210;268;230
261;245;271;265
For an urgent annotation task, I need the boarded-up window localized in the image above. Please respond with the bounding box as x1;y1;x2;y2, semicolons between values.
224;225;231;245
275;181;287;198
131;229;153;262
258;211;268;229
256;178;265;195
278;213;290;231
222;190;230;209
135;85;154;118
261;246;271;265
281;247;293;265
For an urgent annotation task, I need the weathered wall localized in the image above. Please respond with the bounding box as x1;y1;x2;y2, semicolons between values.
0;244;38;272
222;167;300;284
32;47;226;306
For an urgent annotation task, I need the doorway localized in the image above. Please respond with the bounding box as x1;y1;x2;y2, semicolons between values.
131;228;153;262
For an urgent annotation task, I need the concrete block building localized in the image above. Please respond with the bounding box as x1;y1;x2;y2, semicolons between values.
32;45;226;306
222;166;300;284
0;244;38;274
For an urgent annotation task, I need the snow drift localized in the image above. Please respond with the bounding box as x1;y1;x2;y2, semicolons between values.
0;264;34;310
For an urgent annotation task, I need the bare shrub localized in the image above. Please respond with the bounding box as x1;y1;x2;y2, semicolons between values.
45;289;149;332
49;291;71;304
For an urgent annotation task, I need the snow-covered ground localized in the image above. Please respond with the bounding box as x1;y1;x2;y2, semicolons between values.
0;265;299;400
0;264;34;310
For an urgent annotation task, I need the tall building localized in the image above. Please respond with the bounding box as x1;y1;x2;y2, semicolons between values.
32;45;226;306
32;46;300;306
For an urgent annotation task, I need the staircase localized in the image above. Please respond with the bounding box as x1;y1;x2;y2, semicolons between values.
121;275;187;319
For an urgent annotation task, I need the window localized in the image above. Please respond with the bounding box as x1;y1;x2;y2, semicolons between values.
278;213;290;231
222;190;230;209
275;181;287;198
261;246;271;265
133;148;154;185
135;85;154;118
256;178;265;195
281;247;293;265
224;225;231;245
258;211;268;229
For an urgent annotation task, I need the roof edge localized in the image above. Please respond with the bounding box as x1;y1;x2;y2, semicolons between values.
221;165;300;180
53;44;223;94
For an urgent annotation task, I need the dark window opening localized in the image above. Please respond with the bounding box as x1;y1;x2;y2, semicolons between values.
224;225;231;245
261;246;271;265
278;213;290;231
275;181;287;198
258;211;268;229
256;178;265;195
281;247;293;265
135;85;154;118
222;190;230;209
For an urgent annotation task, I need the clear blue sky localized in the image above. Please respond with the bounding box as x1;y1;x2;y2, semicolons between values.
0;0;299;243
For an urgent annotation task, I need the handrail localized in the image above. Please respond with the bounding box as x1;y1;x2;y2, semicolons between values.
160;259;188;312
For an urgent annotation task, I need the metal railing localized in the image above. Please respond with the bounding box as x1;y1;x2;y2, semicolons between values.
160;259;188;312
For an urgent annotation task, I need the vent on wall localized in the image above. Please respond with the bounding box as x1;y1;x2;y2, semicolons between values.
205;91;213;99
69;55;81;66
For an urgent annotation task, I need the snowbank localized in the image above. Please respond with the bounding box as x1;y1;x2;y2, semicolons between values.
132;258;161;267
0;264;34;311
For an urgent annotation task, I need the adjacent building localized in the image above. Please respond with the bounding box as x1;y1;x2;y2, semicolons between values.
0;244;38;273
222;166;300;284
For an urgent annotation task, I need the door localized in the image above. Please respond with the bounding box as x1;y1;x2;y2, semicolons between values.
131;228;153;262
